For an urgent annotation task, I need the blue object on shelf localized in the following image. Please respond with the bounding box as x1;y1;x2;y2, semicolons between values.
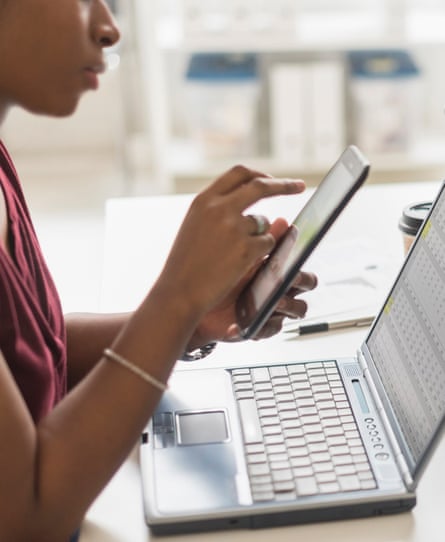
348;50;420;79
186;53;258;82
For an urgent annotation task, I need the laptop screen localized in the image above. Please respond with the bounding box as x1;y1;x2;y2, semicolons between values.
365;183;445;476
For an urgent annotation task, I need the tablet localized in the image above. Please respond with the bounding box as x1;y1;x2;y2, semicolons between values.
236;145;370;339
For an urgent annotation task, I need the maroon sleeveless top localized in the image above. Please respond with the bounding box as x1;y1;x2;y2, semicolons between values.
0;141;66;423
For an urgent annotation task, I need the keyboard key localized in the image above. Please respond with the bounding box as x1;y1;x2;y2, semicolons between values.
294;389;314;399
291;374;310;383
338;474;361;492
251;481;274;493
360;480;377;490
257;399;276;409
319;409;340;419
327;436;347;446
333;455;354;467
358;471;374;481
340;415;354;424
261;416;281;427
314;392;333;401
276;392;295;402
311;452;332;463
281;419;302;429
305;432;325;444
255;382;273;392
293;381;312;391
250;474;272;485
263;425;283;436
269;366;289;378
248;463;270;477
287;364;307;374
313;462;335;473
264;435;285;445
299;406;318;416
336;465;357;476
268;454;289;464
232;368;250;376
280;410;300;421
304;423;323;434
307;362;323;369
232;374;252;383
307;368;326;377
319;482;340;494
286;436;306;448
267;443;287;455
288;446;310;458
247;453;268;464
324;426;345;438
310;376;329;385
316;471;337;483
259;407;279;418
296;476;318;496
234;382;254;392
275;491;297;501
308;442;329;453
273;384;293;394
290;456;311;468
273;481;295;493
301;414;320;425
235;390;255;400
278;401;297;412
312;384;331;393
330;445;350;456
316;400;336;410
272;469;294;483
238;398;263;444
293;466;314;477
252;367;270;383
283;428;304;439
246;443;265;454
296;397;316;408
252;489;275;502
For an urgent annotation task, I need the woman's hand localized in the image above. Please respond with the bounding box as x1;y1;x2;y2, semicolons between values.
156;165;306;320
186;218;318;347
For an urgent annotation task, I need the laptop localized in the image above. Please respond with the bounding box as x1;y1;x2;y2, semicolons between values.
140;181;445;536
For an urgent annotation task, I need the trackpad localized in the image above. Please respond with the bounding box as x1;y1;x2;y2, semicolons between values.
154;410;239;513
177;410;228;445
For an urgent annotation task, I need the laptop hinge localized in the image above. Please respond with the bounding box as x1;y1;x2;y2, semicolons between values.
357;349;414;490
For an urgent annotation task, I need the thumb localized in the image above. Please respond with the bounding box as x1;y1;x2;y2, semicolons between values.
269;217;289;241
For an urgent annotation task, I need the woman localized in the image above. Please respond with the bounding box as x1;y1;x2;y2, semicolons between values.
0;1;317;541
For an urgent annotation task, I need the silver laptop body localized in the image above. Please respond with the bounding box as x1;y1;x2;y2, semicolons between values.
140;182;445;535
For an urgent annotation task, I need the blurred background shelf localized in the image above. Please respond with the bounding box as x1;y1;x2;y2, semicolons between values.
1;0;445;196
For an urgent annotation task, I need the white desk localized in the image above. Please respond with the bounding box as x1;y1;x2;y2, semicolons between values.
81;180;445;542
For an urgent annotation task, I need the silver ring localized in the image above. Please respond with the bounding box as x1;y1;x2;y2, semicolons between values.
248;214;269;236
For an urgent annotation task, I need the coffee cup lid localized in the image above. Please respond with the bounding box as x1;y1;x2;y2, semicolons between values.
398;201;432;236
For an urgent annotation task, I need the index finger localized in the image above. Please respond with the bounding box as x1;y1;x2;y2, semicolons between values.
206;164;272;196
229;175;306;213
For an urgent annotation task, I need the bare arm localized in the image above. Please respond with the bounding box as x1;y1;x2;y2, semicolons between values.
0;168;308;542
65;312;129;388
0;285;199;542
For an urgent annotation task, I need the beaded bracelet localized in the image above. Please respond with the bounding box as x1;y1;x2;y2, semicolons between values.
103;348;168;392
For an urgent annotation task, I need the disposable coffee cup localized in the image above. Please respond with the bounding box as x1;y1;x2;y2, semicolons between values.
398;201;432;255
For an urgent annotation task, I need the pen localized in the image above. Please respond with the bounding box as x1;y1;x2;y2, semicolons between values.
285;315;375;335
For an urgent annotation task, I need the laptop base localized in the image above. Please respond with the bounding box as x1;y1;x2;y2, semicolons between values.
148;496;416;536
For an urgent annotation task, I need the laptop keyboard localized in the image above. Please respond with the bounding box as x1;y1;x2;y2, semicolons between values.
231;361;377;502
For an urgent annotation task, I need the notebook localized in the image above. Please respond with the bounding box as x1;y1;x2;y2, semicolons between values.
140;181;445;536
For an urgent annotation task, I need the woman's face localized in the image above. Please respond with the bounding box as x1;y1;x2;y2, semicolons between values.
0;0;120;119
